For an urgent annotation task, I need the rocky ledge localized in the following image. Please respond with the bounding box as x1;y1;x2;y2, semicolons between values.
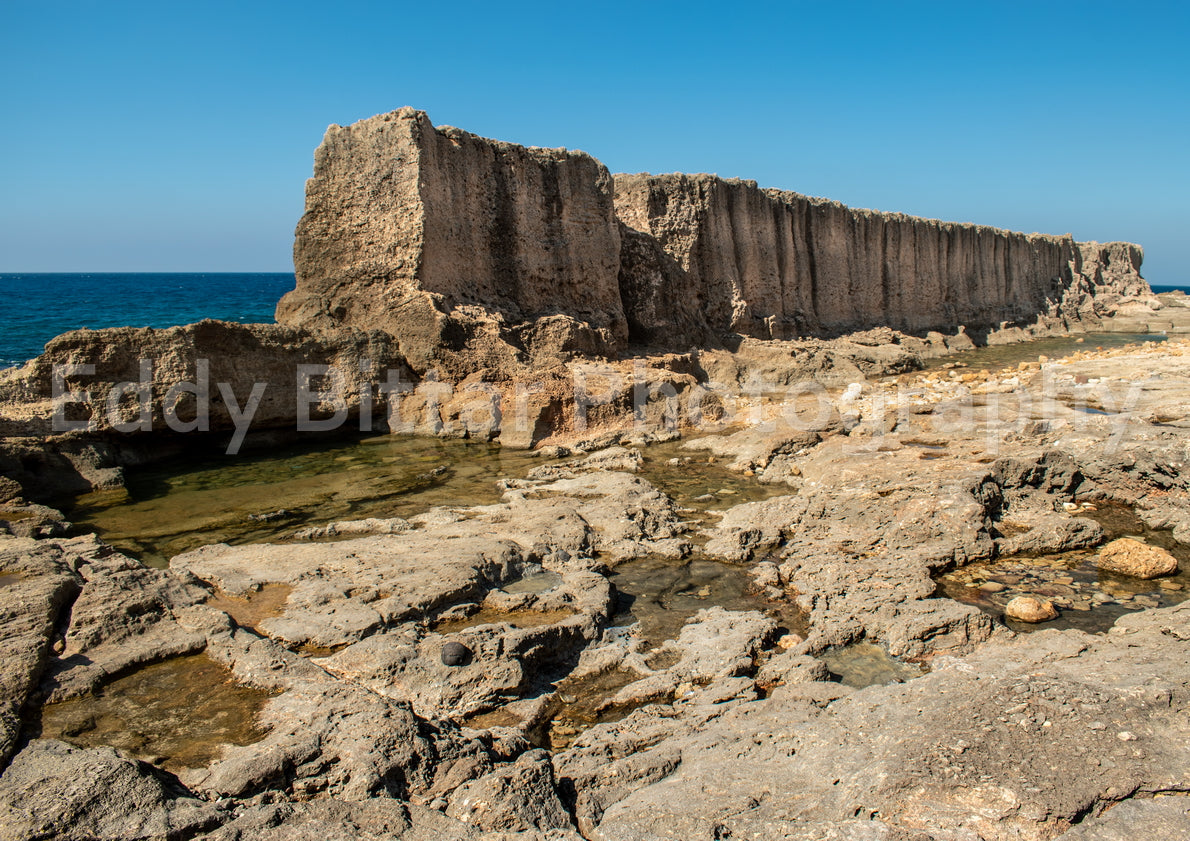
1;339;1189;840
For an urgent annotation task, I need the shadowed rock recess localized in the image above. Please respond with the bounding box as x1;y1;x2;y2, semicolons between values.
3;108;1190;841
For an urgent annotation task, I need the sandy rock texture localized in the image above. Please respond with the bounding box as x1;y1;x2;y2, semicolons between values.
1097;537;1179;579
585;604;1190;841
1005;595;1059;623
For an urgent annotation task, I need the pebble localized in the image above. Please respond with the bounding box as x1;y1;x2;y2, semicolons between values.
441;641;472;666
776;633;804;650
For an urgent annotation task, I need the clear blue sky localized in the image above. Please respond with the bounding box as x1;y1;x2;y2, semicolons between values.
2;1;1186;283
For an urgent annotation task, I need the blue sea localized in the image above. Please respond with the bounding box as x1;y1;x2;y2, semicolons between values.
1;274;1186;370
0;273;295;368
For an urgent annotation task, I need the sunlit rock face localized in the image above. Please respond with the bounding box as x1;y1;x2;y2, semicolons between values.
279;107;627;376
281;107;1150;363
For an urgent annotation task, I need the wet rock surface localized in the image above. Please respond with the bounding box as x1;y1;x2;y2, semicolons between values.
1;340;1190;839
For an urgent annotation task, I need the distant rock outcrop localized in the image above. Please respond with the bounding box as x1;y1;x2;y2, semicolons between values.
279;108;1152;359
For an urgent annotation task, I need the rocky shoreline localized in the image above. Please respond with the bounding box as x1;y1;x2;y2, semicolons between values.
1;111;1189;840
2;335;1189;839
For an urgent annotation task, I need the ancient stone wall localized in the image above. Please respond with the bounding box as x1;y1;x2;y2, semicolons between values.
280;109;1148;358
278;107;625;373
613;174;1135;344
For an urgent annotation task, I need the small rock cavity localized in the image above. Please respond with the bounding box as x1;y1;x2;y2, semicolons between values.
939;505;1188;634
503;569;564;595
820;642;926;688
609;555;806;649
204;583;293;632
543;668;647;750
35;654;273;773
637;441;793;514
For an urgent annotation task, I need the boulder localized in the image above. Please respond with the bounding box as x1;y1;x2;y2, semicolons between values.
444;749;572;832
0;740;224;840
1097;538;1179;579
1005;595;1059;623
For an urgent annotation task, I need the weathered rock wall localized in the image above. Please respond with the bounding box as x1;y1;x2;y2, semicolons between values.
0;320;409;438
279;109;1149;358
614;173;1147;344
278;107;626;374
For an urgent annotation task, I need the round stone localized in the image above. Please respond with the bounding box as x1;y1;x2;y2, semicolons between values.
1005;596;1059;623
1097;538;1179;579
441;641;471;666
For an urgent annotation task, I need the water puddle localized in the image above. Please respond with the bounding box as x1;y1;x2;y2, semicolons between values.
503;569;563;595
820;642;926;688
0;508;37;523
462;707;524;730
36;654;273;772
67;436;550;567
609;555;807;649
204;583;293;632
938;505;1188;634
637;440;794;518
544;667;645;749
920;333;1165;374
433;607;576;634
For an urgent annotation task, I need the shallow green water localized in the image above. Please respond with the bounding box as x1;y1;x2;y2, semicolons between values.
636;440;795;515
36;654;272;772
68;435;549;567
920;332;1164;374
609;555;807;649
820;642;925;688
